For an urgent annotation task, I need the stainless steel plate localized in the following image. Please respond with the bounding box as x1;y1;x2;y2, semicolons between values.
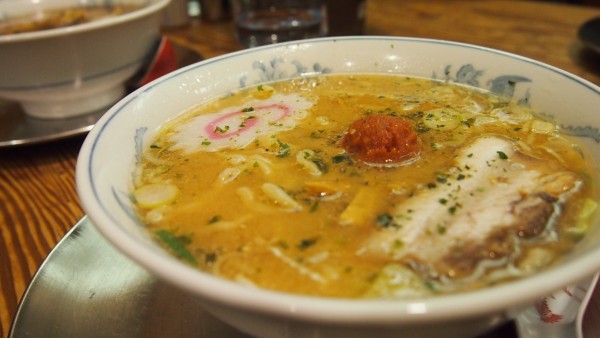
9;217;517;338
0;100;106;148
8;217;250;338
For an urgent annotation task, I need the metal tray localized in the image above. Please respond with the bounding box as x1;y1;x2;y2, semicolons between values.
0;100;105;147
9;217;517;338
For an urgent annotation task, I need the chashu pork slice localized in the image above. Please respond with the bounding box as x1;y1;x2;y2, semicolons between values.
365;135;581;280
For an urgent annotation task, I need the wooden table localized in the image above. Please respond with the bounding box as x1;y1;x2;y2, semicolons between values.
2;1;600;337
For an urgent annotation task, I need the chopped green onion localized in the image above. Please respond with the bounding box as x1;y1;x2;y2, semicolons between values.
155;230;197;265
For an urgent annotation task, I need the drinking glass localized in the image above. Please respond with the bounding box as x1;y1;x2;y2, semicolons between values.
231;0;325;48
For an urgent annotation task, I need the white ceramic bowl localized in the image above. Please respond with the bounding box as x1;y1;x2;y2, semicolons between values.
0;0;169;119
77;37;600;338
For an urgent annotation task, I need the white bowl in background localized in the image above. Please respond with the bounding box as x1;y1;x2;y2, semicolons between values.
77;37;600;338
0;0;170;119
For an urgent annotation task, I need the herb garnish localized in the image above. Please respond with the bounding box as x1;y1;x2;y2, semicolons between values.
436;173;447;184
276;140;291;157
155;230;197;265
205;252;217;265
298;238;318;250
312;158;329;173
214;125;230;133
331;154;349;163
437;224;447;234
310;200;319;212
239;115;255;128
376;213;394;228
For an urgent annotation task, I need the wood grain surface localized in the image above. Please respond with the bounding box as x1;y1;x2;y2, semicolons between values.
2;1;600;337
1;137;85;337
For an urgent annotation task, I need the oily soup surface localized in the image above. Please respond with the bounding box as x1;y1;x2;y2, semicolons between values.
135;74;597;298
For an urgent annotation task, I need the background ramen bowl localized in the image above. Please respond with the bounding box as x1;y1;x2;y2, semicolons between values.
77;37;600;338
0;0;169;119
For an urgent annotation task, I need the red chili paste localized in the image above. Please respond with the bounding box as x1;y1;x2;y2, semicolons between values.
341;114;420;165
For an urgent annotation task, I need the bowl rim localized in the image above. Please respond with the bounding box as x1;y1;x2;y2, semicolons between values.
0;0;170;43
78;36;600;324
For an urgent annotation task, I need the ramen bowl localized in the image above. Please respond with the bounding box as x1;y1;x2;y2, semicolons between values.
77;37;600;338
0;0;169;119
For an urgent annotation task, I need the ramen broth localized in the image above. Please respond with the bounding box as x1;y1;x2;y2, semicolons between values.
134;74;597;298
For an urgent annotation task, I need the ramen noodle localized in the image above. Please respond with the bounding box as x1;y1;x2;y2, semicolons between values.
133;74;597;298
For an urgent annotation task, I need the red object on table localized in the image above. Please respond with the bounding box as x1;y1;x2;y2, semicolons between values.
137;36;179;87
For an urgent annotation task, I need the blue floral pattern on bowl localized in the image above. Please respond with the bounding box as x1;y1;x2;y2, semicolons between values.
239;57;332;88
435;63;532;104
